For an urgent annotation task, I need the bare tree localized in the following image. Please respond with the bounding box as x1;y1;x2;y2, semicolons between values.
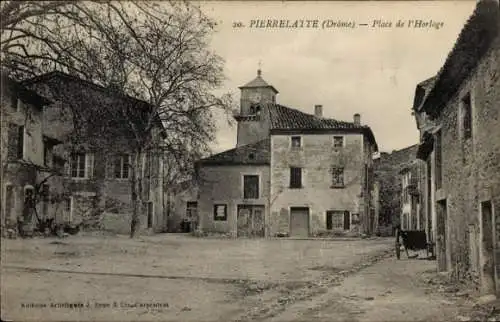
2;1;233;237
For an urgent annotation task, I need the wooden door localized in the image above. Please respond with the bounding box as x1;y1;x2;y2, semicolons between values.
237;205;265;237
290;207;309;237
237;206;251;237
481;201;496;295
436;199;447;272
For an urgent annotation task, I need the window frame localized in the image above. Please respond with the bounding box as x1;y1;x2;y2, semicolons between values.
330;167;345;188
69;152;94;179
326;210;351;231
289;167;303;189
113;154;131;180
70;152;86;179
242;174;260;199
213;204;228;221
460;92;473;141
290;136;302;149
333;135;344;148
64;196;73;222
186;201;198;218
43;143;51;166
11;94;18;112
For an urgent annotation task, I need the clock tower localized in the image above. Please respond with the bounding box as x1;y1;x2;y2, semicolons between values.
235;69;278;147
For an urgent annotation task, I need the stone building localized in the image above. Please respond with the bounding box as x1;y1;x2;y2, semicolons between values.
414;0;499;295
196;70;378;237
165;179;199;233
373;144;421;235
399;159;426;232
1;72;65;235
22;71;167;234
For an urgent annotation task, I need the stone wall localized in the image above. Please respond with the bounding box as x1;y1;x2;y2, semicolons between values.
26;78;166;235
269;133;368;236
167;186;198;233
198;165;270;236
436;33;500;279
374;145;419;232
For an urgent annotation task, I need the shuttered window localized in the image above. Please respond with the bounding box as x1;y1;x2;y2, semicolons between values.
290;167;302;188
326;211;350;230
7;123;24;160
17;125;24;159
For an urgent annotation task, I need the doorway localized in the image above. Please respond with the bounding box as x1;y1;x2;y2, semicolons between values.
480;200;496;295
3;185;14;227
436;199;448;272
290;207;310;237
146;201;153;229
237;205;265;237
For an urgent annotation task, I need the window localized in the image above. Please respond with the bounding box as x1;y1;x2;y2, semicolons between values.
461;93;472;140
249;104;261;115
290;167;302;188
333;136;344;148
7;124;23;160
17;125;24;159
186;201;198;218
11;94;18;111
213;204;227;221
243;175;259;199
435;130;442;189
70;153;86;178
43;144;51;166
70;152;94;179
331;167;344;188
114;154;130;179
364;164;369;190
146;201;153;228
65;197;73;221
291;136;301;148
326;211;350;230
42;184;49;217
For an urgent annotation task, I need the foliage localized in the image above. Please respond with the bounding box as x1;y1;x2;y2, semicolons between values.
1;1;234;237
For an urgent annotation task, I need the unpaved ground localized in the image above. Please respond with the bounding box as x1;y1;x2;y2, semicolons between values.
267;257;467;322
1;234;392;321
1;234;475;322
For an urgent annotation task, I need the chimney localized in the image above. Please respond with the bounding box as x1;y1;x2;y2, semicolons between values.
314;105;323;118
353;113;361;126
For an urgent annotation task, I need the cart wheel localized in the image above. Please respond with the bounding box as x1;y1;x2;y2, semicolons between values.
395;242;401;260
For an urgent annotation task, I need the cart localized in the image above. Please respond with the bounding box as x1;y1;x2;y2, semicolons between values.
395;229;435;260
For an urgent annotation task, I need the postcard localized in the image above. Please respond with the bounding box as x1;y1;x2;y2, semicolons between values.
1;0;499;321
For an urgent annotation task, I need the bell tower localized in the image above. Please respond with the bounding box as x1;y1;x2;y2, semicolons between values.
235;69;278;147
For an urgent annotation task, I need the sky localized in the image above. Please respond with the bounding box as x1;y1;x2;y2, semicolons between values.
197;0;476;154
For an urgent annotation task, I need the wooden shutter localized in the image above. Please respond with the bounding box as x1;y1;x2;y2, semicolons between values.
65;154;71;176
343;211;350;230
85;153;94;178
7;124;19;160
17;125;24;159
326;211;333;230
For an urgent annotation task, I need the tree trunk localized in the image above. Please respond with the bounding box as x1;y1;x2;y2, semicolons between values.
130;149;143;238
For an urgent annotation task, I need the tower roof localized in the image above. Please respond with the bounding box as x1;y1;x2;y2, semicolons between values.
239;69;279;93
